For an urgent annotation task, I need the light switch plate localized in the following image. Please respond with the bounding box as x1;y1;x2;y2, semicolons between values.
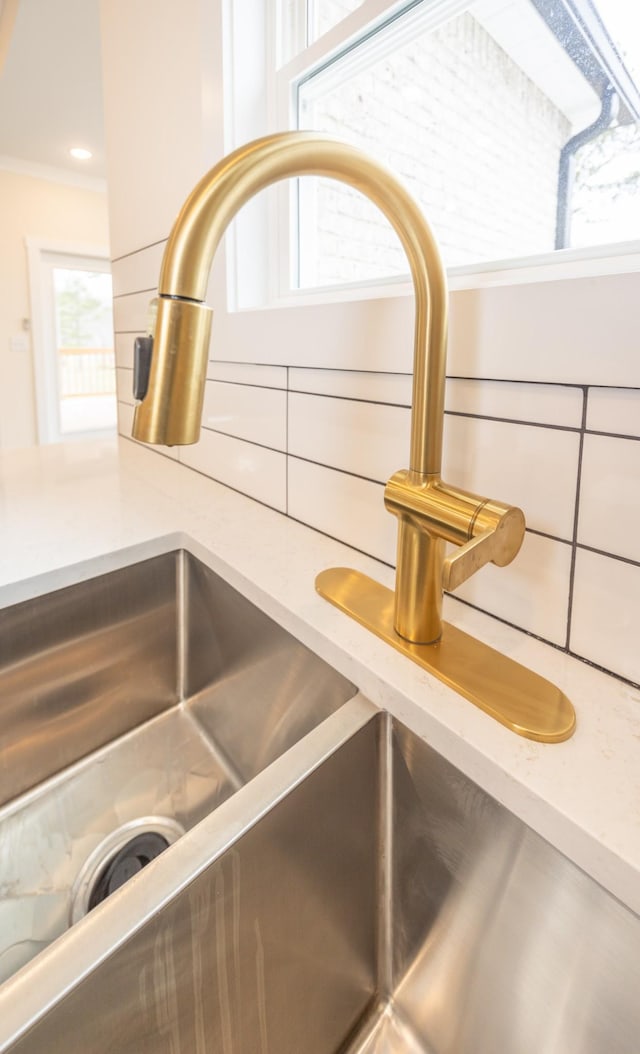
9;334;30;353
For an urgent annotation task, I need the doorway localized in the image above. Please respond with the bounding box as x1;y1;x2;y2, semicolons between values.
27;242;117;444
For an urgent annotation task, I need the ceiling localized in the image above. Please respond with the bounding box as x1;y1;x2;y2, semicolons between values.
0;0;106;182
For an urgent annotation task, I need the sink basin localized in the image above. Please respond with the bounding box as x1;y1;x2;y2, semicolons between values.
1;700;638;1052
0;549;356;983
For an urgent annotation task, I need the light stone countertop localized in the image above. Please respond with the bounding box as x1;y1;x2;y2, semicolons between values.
1;437;638;915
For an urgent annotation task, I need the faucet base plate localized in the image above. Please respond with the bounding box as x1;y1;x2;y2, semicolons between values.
316;567;576;743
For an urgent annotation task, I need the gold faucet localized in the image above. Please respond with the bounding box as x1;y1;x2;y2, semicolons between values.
133;131;575;742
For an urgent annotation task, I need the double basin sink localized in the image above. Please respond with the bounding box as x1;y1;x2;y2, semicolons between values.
0;549;638;1052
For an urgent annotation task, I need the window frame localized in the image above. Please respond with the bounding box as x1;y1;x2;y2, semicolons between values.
244;0;640;305
225;0;640;310
179;0;640;395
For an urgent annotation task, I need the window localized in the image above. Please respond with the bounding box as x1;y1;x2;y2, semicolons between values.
270;0;640;291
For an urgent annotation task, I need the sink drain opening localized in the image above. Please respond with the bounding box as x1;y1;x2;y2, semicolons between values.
87;831;170;911
70;816;184;925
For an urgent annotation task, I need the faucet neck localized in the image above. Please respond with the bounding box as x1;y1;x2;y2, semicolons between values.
158;132;448;476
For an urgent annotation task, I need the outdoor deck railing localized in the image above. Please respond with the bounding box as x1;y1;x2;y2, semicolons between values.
58;348;116;398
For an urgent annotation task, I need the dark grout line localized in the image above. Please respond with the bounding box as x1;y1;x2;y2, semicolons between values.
136;381;595;439
449;593;563;652
286;388;584;431
288;388;411;410
287;452;385;488
525;526;572;546
110;357;587;427
111;239;167;264
290;364;411;377
452;592;639;690
112;288;156;300
285;514;395;570
446;375;586;389
565;650;640;691
121;433;287;515
577;543;640;570
585;428;640;442
206;376;287;393
118;434;177;465
176;463;286;516
444;409;581;433
165;358;630;395
201;425;286;456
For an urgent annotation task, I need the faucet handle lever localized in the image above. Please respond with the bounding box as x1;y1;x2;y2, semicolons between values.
443;503;525;592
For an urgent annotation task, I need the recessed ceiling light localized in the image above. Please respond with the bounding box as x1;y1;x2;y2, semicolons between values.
69;147;92;161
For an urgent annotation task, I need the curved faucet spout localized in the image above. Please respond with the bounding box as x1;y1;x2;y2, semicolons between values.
132;131;528;663
133;132;447;478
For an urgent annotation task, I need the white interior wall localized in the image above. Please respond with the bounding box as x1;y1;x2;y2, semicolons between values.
99;0;221;260
0;167;109;448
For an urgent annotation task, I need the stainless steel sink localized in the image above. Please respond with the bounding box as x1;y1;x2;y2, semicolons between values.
0;549;356;983
1;697;638;1053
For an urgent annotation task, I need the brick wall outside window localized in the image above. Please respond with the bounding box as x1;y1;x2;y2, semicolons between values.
299;11;570;283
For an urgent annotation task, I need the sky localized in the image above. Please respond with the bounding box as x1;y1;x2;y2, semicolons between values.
595;0;640;82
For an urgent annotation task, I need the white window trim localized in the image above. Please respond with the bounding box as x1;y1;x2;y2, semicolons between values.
222;0;640;310
270;236;640;308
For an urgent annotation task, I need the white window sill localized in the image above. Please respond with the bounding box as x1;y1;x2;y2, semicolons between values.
254;237;640;313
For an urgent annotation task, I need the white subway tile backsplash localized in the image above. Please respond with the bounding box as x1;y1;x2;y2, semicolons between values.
202;381;286;451
571;549;640;685
442;415;580;540
587;387;640;438
113;291;154;334
288;392;580;540
454;532;572;646
289;368;411;405
578;434;640;563
287;372;584;431
179;430;286;512
117;402;178;460
448;273;640;387
208;363;287;389
117;401;133;438
445;379;583;428
289;392;410;482
116;368;134;407
111;242;164;298
287;458;396;565
115;333;136;370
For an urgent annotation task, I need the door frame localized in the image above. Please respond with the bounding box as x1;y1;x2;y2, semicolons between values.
26;237;112;444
